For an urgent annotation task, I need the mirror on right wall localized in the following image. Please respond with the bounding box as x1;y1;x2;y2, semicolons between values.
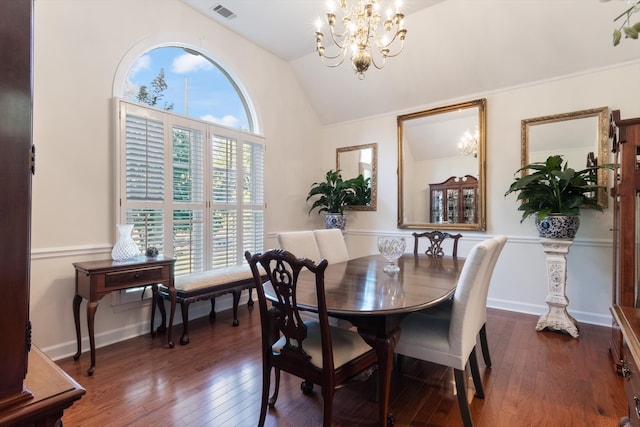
521;107;610;209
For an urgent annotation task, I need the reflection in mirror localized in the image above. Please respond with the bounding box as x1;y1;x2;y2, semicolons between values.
336;143;377;211
398;99;486;230
521;107;609;208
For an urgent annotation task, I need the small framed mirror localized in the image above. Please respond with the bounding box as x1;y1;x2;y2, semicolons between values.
397;99;486;230
521;107;609;208
336;142;377;211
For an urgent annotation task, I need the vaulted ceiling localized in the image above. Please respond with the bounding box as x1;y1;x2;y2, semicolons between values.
181;0;640;125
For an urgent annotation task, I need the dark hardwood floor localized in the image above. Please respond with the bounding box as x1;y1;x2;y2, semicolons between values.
56;304;627;426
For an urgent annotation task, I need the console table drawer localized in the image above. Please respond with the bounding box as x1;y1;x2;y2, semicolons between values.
104;266;166;290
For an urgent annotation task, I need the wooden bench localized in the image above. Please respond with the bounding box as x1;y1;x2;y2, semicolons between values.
153;265;258;345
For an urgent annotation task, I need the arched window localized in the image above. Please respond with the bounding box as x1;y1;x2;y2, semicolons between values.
115;46;264;277
124;46;253;131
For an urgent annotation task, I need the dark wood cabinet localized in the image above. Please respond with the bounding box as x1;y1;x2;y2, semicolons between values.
612;306;640;425
429;175;478;224
610;111;640;374
0;0;84;423
0;0;34;405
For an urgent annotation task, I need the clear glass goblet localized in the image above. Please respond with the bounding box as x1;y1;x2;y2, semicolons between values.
377;236;406;273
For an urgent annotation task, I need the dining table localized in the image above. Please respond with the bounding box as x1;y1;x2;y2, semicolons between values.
263;252;464;427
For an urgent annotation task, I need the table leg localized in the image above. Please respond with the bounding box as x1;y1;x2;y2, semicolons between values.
72;294;82;360
373;327;400;427
86;300;99;376
167;285;176;348
355;321;401;427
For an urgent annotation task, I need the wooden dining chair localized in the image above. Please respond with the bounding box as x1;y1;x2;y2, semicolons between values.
245;249;379;427
413;230;463;257
394;237;501;427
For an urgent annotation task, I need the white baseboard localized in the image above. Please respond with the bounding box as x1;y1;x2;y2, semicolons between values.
487;298;613;328
47;291;254;362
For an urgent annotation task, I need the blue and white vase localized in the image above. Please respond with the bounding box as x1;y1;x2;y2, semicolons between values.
535;215;580;239
324;213;347;230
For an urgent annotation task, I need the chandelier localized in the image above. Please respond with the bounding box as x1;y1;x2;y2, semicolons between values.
314;0;408;79
457;128;479;157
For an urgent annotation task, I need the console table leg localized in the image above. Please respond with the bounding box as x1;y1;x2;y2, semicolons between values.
72;294;82;360
86;301;99;376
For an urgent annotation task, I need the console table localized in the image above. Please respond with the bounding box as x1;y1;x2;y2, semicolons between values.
72;256;176;376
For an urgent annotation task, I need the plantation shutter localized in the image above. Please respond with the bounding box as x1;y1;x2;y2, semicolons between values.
125;114;164;200
117;99;265;279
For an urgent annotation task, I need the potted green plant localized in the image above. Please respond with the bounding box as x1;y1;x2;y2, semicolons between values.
307;169;371;229
504;155;612;238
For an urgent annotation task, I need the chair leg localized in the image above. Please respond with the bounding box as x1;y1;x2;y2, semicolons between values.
155;292;167;334
258;364;271;427
479;323;492;367
180;301;190;345
322;385;334;427
454;368;475;427
395;353;405;373
269;367;280;407
209;297;216;319
468;348;485;399
232;289;240;326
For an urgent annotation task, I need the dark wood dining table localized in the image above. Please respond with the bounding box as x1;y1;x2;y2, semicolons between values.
264;252;464;426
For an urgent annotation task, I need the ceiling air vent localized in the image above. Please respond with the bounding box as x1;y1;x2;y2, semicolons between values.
211;4;236;20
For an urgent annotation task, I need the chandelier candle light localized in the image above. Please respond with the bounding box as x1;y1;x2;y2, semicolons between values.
315;0;407;79
457;127;479;157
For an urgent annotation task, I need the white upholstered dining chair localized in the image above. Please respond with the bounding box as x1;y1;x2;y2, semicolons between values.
413;235;507;367
394;237;502;427
276;231;321;261
313;229;349;264
277;230;352;328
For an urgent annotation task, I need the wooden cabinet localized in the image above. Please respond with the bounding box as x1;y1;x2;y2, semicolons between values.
0;0;84;422
429;175;478;224
0;0;34;405
610;111;640;373
611;306;640;425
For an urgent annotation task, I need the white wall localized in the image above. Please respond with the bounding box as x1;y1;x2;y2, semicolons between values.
31;0;323;359
321;62;640;327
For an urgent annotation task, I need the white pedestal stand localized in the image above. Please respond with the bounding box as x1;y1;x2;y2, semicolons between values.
535;238;579;338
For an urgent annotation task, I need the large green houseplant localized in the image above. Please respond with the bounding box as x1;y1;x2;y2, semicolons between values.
504;155;612;238
307;169;371;229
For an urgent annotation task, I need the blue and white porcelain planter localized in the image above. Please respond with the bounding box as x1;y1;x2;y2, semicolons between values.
324;213;346;230
534;214;580;239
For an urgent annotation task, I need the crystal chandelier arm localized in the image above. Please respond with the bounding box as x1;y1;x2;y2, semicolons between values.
378;35;406;58
319;50;348;68
313;0;408;78
327;17;352;50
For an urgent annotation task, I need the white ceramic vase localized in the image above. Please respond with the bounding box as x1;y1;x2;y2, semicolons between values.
111;223;140;261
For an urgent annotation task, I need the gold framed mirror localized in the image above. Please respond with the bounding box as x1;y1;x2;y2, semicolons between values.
397;99;486;230
521;107;609;209
336;142;377;211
